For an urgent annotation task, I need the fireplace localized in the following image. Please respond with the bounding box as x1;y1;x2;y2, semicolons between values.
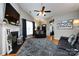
2;24;20;54
10;31;19;53
7;30;18;54
11;31;18;45
7;30;22;54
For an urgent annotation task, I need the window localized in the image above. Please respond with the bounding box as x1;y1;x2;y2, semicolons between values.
26;21;33;35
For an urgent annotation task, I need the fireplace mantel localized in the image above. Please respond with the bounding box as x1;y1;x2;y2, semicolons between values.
3;24;19;32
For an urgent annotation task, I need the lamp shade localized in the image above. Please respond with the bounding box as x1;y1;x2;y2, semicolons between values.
73;19;79;25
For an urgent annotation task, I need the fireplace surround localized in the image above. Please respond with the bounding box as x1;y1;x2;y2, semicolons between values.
7;30;19;54
1;24;20;55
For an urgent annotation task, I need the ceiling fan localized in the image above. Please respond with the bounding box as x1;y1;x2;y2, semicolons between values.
34;6;51;16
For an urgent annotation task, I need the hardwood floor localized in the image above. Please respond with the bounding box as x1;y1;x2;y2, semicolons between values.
47;35;59;45
52;39;59;45
3;54;16;56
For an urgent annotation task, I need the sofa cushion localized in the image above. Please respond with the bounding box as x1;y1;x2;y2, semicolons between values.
58;37;72;49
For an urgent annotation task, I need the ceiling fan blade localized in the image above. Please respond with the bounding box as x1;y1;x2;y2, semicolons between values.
44;10;51;12
34;10;40;12
41;6;45;12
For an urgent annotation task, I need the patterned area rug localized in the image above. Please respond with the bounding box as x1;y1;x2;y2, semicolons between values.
17;38;57;56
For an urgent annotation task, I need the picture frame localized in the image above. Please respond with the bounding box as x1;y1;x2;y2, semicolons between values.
57;20;73;30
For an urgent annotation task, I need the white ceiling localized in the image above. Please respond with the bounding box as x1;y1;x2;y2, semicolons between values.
18;3;79;20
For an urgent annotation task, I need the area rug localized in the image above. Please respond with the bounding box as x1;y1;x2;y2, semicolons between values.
16;38;57;56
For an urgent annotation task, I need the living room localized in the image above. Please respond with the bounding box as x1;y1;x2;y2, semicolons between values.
0;3;79;56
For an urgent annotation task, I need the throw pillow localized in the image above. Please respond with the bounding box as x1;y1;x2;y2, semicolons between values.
68;34;77;46
71;34;77;46
68;34;75;44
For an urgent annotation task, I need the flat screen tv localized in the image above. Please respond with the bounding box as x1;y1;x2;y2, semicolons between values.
5;3;20;25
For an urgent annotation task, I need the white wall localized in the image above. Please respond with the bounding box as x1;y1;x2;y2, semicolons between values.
47;12;79;40
0;3;5;54
0;25;2;54
0;3;5;22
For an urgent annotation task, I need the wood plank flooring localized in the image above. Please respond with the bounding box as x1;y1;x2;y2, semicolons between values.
47;35;59;45
3;54;16;56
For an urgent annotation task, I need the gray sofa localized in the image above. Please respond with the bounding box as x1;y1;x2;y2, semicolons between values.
54;33;79;56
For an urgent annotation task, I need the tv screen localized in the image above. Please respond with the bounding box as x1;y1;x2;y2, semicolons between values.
5;3;20;25
26;21;33;35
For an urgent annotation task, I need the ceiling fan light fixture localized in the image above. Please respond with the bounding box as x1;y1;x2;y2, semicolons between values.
39;12;42;16
39;12;46;16
34;4;51;16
